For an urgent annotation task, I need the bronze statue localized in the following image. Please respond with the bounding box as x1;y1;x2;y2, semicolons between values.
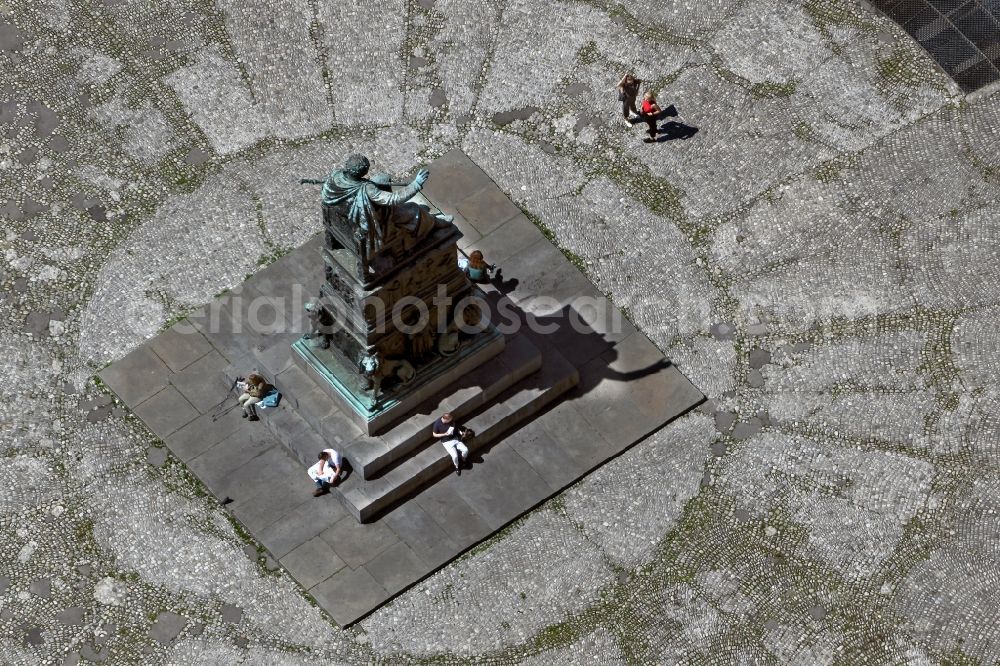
359;351;416;409
303;301;332;349
301;155;453;276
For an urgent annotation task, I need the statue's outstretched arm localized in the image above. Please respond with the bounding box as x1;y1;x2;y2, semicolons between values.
366;169;429;206
299;178;325;185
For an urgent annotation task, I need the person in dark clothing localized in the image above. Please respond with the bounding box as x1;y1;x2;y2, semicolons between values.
617;73;642;124
431;412;471;474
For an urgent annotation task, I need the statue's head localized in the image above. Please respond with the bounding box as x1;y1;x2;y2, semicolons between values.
359;352;380;375
343;154;370;179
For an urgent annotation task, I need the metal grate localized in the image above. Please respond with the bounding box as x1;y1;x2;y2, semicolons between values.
869;0;1000;92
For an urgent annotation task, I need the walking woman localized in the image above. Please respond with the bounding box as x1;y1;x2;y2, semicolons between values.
638;91;663;143
617;73;642;124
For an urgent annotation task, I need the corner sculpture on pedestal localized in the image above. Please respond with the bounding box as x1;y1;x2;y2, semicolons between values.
296;154;505;434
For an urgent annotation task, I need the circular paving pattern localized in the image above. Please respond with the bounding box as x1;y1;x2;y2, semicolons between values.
2;0;999;663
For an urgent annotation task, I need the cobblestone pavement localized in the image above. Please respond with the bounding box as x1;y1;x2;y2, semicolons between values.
2;0;998;663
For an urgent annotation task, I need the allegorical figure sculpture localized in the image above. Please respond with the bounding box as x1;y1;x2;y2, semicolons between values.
303;301;332;349
300;154;453;276
359;351;416;408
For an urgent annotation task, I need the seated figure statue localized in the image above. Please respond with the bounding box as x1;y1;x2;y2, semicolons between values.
301;154;452;276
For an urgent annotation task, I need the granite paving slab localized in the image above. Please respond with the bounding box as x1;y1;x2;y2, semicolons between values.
505;419;587;490
167;350;230;412
132;387;199;439
537;399;616;470
165;410;257;463
147;325;213;373
97;149;703;627
186;431;274;492
259;499;349;559
453;442;555;529
363;542;429;595
310;567;387;628
469;212;542;267
454;184;523;236
225;448;311;532
380;502;462;569
413;480;495;546
279;536;348;589
99;345;170;406
320;517;400;570
448;210;482;249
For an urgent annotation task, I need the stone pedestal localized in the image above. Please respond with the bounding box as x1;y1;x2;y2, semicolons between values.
291;324;504;434
294;171;503;435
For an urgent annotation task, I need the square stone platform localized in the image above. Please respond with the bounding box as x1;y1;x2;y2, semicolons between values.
98;149;704;626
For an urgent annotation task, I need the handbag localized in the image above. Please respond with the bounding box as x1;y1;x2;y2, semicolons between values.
617;90;626;102
259;389;281;409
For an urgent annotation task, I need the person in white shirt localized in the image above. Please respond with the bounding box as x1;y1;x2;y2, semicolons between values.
307;449;343;496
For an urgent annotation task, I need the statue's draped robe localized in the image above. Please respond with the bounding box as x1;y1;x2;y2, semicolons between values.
321;172;423;260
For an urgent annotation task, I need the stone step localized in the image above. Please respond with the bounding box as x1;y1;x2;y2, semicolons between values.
334;349;579;523
222;345;364;447
343;333;542;480
256;401;327;468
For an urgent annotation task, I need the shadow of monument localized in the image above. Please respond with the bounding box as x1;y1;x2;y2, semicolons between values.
366;284;674;514
468;288;672;454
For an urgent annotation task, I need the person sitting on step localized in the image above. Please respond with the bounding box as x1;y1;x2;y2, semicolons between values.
431;412;472;475
236;373;270;422
462;249;499;284
308;449;344;496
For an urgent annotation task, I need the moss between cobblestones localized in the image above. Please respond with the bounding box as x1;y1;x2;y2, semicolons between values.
577;40;599;66
156;146;214;195
531;619;580;651
160;455;209;499
158;309;195;333
877;47;926;89
750;80;797;99
91;374;111;393
257;246;292;268
793;120;818;142
939;646;985;665
804;0;879;40
521;207;589;276
73;517;101;556
572;0;703;48
915;307;963;411
813;159;843;184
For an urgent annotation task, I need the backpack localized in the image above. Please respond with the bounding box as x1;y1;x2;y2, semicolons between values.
260;389;281;409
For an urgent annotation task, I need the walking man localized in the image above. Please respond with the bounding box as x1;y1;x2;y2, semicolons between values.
308;449;344;496
432;412;470;474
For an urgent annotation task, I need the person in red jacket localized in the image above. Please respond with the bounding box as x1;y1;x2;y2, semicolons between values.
638;91;663;143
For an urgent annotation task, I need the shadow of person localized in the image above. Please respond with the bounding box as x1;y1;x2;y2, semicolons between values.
657;121;699;141
489;270;519;295
334;459;353;485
